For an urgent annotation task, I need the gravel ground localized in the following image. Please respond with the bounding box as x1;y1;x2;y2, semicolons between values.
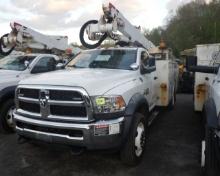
0;94;203;176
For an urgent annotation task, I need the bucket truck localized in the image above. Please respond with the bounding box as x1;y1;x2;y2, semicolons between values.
0;22;69;133
186;44;220;175
13;3;178;165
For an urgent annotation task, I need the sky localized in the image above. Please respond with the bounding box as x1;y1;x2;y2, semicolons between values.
0;0;209;44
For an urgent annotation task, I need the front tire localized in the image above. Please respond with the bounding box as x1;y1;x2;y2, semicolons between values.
120;113;147;166
0;98;16;133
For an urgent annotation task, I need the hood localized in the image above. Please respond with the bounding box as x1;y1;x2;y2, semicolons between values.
0;70;23;88
19;68;137;95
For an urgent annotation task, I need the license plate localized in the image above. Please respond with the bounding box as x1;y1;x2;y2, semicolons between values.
94;123;120;136
109;123;120;135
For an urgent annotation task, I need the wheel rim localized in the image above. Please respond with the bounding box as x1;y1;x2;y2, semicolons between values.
135;122;145;157
201;140;206;167
6;106;16;128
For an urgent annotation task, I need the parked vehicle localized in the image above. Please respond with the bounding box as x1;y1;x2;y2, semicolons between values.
187;43;220;175
0;22;69;133
13;3;178;165
0;53;64;133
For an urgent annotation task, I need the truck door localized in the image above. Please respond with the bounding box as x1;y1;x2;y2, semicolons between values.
140;51;157;109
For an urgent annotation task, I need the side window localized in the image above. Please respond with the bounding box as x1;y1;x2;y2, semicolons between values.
31;57;56;74
141;52;155;67
148;57;156;67
140;51;156;74
141;52;149;67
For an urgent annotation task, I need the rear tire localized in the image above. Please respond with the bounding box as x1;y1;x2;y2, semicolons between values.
0;98;16;133
120;113;147;166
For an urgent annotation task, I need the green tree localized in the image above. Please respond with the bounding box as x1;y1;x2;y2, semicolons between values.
146;0;220;56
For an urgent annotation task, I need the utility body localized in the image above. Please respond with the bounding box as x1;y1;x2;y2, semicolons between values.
13;2;178;165
187;43;220;175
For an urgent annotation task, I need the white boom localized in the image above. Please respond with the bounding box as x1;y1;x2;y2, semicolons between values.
0;22;68;56
80;2;155;50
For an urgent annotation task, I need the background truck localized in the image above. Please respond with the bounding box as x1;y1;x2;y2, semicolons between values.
0;22;69;133
13;2;178;165
187;43;220;175
0;52;63;133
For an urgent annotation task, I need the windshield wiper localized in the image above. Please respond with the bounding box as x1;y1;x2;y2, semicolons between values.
67;65;86;68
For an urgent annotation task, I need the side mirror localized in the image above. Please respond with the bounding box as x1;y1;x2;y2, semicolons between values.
130;63;139;70
56;63;65;70
24;60;30;68
185;56;197;71
185;55;219;74
188;65;219;74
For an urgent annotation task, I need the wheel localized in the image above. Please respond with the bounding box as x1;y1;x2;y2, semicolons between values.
204;126;217;176
0;98;16;133
79;20;107;49
120;113;147;166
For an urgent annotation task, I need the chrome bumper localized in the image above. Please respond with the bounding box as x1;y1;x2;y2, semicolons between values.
14;113;124;149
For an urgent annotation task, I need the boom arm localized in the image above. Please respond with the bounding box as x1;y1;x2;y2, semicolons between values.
80;3;155;50
0;22;68;56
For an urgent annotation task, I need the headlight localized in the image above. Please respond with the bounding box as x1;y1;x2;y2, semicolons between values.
91;96;126;114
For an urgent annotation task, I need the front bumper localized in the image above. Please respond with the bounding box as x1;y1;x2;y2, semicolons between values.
14;113;124;150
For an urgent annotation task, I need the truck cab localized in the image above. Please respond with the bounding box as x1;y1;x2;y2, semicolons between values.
0;53;62;133
13;47;177;165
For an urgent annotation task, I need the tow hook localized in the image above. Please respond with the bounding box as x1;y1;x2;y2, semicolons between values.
17;136;29;144
70;147;85;156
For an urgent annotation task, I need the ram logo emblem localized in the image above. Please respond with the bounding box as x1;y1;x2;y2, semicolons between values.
39;89;49;108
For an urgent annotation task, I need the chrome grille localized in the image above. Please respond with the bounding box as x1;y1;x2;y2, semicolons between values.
15;85;93;122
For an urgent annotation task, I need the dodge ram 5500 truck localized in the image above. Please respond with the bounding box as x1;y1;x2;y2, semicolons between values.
13;47;177;165
0;53;63;133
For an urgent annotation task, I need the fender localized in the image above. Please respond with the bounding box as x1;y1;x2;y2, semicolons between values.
121;93;149;144
0;86;17;106
204;98;218;129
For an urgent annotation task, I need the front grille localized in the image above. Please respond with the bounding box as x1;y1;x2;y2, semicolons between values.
50;105;87;117
50;90;83;101
19;101;40;113
19;88;39;99
16;86;91;121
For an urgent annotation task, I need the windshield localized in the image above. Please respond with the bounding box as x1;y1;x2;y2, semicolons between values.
67;49;137;70
0;55;36;71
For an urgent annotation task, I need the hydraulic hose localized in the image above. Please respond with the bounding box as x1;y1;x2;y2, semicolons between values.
79;20;107;49
0;34;15;56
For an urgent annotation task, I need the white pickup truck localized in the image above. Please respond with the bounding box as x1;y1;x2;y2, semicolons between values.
0;53;63;133
13;47;178;165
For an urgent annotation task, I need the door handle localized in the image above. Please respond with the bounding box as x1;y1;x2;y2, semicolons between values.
154;77;158;80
